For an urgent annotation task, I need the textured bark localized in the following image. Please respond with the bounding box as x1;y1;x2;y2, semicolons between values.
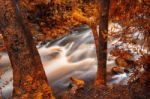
94;0;110;86
0;0;53;98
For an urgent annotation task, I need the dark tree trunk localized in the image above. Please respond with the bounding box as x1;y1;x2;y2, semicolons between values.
0;0;53;98
94;0;110;86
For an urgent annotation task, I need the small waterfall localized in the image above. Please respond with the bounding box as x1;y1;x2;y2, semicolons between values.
0;25;146;98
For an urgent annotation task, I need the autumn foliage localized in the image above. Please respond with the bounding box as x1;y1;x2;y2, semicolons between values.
0;0;150;98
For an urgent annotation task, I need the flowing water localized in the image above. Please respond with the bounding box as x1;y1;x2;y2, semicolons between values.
0;25;141;98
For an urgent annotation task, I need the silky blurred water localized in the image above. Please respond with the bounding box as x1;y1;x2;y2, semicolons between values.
0;25;145;98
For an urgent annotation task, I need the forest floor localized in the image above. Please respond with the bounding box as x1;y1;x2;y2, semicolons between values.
62;83;150;99
62;71;150;99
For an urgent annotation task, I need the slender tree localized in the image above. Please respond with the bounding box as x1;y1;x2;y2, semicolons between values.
94;0;110;86
0;0;54;98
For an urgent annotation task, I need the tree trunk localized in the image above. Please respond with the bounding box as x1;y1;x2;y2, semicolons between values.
94;0;110;86
0;0;54;98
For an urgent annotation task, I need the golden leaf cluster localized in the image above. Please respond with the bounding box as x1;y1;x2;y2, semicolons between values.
18;0;99;42
70;77;85;88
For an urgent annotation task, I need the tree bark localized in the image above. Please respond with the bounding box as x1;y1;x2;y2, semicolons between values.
94;0;110;86
0;0;54;98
